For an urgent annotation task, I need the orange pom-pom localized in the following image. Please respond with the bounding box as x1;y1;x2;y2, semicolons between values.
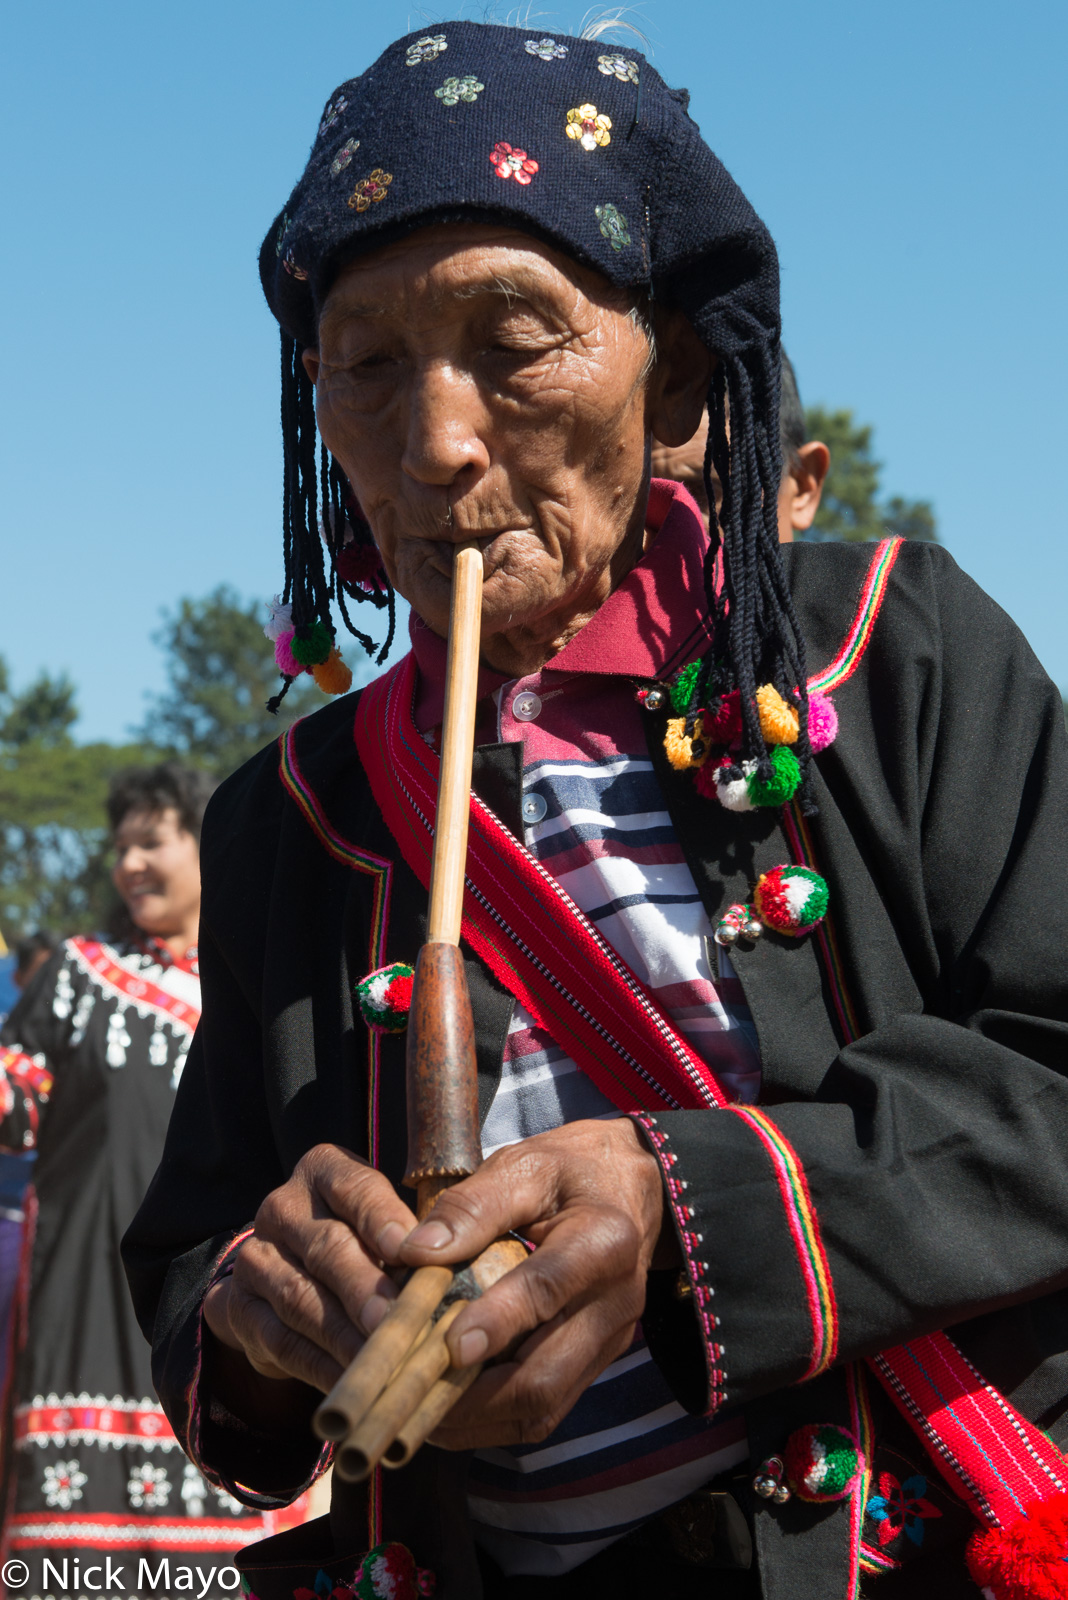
664;716;708;770
756;683;799;745
312;646;353;696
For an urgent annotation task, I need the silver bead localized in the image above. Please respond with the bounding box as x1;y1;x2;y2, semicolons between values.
743;920;763;940
714;923;740;947
753;1475;778;1499
643;688;666;712
773;1484;792;1504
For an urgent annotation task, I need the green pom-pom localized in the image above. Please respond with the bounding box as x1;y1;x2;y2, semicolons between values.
669;658;702;714
747;745;801;807
784;1423;863;1503
290;619;333;667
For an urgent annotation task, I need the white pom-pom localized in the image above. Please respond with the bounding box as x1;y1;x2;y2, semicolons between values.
263;595;293;642
715;760;757;813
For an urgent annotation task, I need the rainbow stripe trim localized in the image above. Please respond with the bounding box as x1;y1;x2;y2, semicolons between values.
807;537;903;695
729;1106;838;1381
278;724;393;1547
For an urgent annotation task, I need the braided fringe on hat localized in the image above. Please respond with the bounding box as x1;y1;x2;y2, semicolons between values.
268;333;396;712
681;344;816;813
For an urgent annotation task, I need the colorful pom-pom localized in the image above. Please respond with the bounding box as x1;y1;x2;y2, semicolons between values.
263;594;294;642
967;1490;1068;1600
352;1542;435;1599
747;745;801;807
703;689;742;746
784;1424;864;1503
355;963;415;1032
312;646;353;696
712;758;756;812
669;659;702;714
756;683;799;745
664;716;708;771
752;864;829;936
274;629;303;678
807;692;839;753
290;619;333;668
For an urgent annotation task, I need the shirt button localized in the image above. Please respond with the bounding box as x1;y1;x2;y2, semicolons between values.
512;690;542;722
522;793;548;825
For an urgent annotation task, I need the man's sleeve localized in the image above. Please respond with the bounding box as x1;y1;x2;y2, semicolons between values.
0;949;77;1152
638;548;1068;1417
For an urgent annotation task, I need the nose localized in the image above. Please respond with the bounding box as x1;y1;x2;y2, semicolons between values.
401;358;490;490
115;845;147;878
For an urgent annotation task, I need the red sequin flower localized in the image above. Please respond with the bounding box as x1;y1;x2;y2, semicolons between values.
489;142;539;184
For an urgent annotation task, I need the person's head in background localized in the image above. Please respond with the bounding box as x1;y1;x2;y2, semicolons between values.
650;350;830;542
107;763;216;962
13;931;59;992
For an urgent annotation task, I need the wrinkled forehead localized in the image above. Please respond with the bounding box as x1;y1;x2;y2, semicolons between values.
316;221;629;337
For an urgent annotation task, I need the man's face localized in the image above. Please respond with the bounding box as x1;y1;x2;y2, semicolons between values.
305;225;705;674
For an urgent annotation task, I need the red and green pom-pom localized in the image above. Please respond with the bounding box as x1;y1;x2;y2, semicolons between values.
352;1543;435;1599
784;1424;864;1503
752;865;829;936
290;619;333;667
355;963;415;1032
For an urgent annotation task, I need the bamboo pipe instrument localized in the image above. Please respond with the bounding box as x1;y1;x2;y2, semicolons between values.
314;543;526;1477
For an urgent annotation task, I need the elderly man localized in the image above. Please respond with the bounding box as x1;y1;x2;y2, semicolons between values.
124;24;1068;1600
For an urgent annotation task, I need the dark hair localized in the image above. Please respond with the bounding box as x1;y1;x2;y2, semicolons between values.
780;350;806;473
106;762;216;841
14;930;59;976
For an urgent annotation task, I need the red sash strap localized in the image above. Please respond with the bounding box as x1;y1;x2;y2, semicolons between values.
343;538;1066;1590
353;652;727;1116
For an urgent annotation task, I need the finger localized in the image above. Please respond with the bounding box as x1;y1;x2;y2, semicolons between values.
233;1237;378;1366
304;1145;418;1264
226;1284;346;1393
398;1142;562;1266
445;1203;642;1366
430;1305;637;1450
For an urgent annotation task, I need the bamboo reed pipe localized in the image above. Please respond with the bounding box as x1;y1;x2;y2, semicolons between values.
383;1363;482;1470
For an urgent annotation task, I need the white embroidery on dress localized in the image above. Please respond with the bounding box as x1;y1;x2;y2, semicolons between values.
171;1049;188;1091
127;1461;171;1508
148;1025;170;1067
182;1462;207;1516
52;962;75;1021
105;1007;132;1069
43;1459;87;1509
69;989;95;1047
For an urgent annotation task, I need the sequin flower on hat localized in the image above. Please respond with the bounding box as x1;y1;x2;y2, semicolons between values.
330;138;360;176
596;204;631;251
526;37;568;60
318;95;348;136
405;34;447;65
348;170;393;212
282;251;307;280
490;142;539;184
598;53;639;83
435;75;484;105
566;103;612;151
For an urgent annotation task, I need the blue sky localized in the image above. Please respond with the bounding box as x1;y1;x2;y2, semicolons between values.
3;0;1066;742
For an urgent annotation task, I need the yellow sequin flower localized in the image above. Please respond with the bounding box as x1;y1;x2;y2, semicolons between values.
566;103;612;151
348;170;393;212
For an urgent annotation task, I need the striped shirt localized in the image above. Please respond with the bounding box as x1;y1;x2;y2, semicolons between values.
412;482;760;1578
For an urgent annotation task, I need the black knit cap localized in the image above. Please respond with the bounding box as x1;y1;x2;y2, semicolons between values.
259;21;811;790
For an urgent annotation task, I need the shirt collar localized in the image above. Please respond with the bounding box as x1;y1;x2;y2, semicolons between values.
410;478;712;729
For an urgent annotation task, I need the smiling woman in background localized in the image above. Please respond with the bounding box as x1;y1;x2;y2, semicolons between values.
0;763;284;1587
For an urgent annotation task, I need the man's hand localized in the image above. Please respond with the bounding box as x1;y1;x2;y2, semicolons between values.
203;1144;418;1396
397;1117;670;1450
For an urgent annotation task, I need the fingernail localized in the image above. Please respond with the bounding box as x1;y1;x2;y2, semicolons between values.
458;1328;489;1366
408;1220;452;1251
376;1221;406;1261
360;1294;391;1335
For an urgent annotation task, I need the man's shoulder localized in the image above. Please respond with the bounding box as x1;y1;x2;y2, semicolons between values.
200;690;371;883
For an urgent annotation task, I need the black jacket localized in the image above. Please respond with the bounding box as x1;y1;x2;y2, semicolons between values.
123;541;1068;1600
